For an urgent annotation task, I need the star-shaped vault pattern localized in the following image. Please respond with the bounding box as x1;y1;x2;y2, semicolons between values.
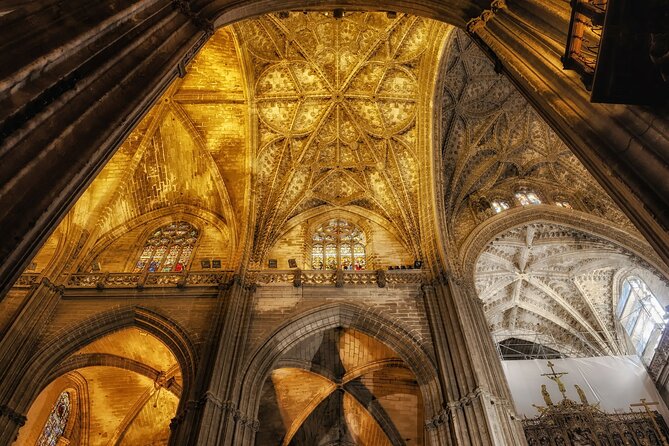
234;12;448;264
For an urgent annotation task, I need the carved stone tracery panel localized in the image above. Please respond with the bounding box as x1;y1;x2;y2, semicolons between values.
436;30;639;255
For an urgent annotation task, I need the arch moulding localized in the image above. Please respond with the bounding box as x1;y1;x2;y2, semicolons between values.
5;306;198;425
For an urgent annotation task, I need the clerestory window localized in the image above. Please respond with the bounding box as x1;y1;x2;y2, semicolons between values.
515;190;542;206
311;219;366;270
491;200;510;214
134;221;199;273
617;276;666;364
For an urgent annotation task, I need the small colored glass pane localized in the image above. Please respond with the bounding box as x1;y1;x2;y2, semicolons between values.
491;200;509;214
325;243;337;269
177;246;193;270
556;201;572;209
340;244;352;269
148;246;166;272
136;222;198;272
134;246;154;272
37;391;70;446
312;244;324;269
162;245;180;272
351;228;365;244
354;257;366;270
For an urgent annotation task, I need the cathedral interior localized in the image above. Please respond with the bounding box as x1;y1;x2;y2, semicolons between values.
1;1;669;445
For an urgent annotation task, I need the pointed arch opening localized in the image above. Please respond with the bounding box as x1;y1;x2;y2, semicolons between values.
617;276;667;364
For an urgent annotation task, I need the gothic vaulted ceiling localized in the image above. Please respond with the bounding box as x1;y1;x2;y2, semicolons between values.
16;329;181;445
437;30;638;251
476;223;669;357
33;12;453;273
233;12;450;264
256;328;423;446
29;28;250;274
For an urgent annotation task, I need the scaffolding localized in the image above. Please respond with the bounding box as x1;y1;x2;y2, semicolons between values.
493;330;623;361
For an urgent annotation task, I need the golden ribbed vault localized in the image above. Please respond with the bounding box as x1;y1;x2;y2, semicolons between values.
234;12;450;263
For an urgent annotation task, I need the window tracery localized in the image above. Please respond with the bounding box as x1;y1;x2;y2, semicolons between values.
311;219;366;270
617;276;666;364
134;222;199;272
36;391;70;446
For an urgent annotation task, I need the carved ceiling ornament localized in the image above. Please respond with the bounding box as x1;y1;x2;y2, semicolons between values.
475;222;669;358
233;12;449;265
434;29;639;266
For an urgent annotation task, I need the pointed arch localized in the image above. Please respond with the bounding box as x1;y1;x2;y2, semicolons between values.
460;205;668;285
6;306;198;424
236;302;443;442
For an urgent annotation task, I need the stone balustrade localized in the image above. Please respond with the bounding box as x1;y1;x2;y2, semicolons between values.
13;269;427;290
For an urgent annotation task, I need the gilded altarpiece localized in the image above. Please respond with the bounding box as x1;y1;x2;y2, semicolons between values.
523;362;669;446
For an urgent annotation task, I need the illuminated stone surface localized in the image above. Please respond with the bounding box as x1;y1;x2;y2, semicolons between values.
3;7;668;446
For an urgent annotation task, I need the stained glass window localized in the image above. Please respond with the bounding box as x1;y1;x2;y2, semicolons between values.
555;201;572;209
491;200;510;214
311;219;366;270
515;191;541;206
36;391;70;446
134;222;199;272
617;277;666;364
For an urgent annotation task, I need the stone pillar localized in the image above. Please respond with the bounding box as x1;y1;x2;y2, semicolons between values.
168;277;255;445
467;0;669;266
0;279;63;444
422;278;526;446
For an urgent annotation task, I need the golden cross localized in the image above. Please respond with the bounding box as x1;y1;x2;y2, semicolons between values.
541;361;568;400
630;398;669;446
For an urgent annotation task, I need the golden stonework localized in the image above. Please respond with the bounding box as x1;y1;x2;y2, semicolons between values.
233;12;449;262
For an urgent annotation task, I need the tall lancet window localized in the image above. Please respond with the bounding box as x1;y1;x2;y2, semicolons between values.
134;221;199;272
617;276;666;364
311;219;366;270
36;391;70;446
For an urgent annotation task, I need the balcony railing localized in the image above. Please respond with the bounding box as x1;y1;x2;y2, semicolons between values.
14;269;427;290
562;0;668;104
563;0;607;89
